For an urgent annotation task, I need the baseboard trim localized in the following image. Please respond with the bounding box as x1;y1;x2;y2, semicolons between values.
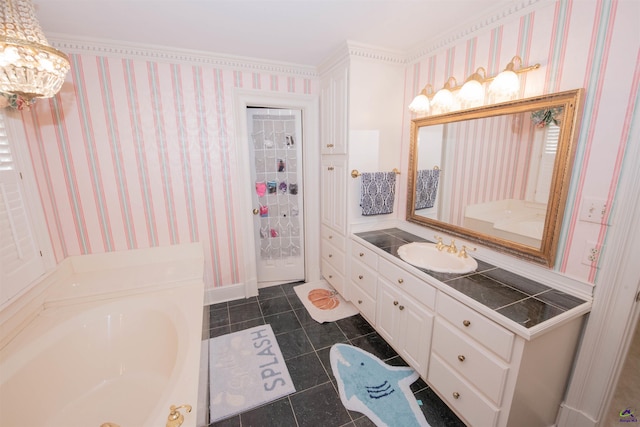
204;282;255;306
557;403;597;427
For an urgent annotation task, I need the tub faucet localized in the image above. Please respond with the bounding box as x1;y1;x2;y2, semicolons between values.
166;404;192;427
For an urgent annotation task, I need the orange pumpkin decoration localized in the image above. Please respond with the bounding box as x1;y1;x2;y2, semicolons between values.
308;289;340;310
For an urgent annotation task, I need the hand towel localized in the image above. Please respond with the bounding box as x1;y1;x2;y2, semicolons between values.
415;169;440;209
360;172;396;216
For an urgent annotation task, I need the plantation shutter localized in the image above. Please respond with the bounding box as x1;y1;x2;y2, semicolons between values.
0;112;45;304
534;123;560;204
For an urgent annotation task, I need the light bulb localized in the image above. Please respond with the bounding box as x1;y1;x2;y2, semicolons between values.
408;93;430;114
488;70;520;103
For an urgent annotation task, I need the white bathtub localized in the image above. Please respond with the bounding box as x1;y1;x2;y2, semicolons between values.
0;243;205;427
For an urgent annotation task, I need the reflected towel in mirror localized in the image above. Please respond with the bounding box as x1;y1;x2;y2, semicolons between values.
360;172;396;216
415;169;440;209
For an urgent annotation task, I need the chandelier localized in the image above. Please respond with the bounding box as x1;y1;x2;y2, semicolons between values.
0;0;69;109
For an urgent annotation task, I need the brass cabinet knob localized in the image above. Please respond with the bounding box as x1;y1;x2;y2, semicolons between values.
329;275;333;279
327;166;334;171
399;305;405;311
452;392;460;399
458;355;466;362
326;143;334;148
329;235;333;239
358;275;363;279
463;320;471;327
358;300;363;304
359;252;364;257
252;208;259;215
328;254;333;258
397;278;404;284
393;301;399;306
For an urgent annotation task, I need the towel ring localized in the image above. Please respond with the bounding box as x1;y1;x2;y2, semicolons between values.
351;168;401;178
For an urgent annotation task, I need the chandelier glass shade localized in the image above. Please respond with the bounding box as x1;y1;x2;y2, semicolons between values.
0;0;69;105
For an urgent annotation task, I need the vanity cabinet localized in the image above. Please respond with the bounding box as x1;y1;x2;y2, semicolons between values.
376;279;433;378
349;234;588;427
349;241;378;324
320;226;346;295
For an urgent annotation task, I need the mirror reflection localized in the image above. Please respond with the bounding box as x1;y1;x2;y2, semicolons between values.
407;90;583;267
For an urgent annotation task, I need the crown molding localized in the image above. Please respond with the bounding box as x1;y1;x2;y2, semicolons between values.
405;0;549;64
49;35;319;78
346;41;407;66
48;0;549;77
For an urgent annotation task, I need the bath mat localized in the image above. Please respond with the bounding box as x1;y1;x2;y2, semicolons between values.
294;280;359;323
330;343;430;427
209;325;295;422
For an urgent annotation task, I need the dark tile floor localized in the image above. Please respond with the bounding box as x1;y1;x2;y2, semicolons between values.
202;281;466;427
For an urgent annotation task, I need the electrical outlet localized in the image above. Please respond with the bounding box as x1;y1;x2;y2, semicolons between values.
581;240;603;266
579;197;608;224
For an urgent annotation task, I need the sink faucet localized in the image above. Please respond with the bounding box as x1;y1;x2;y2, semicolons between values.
434;236;446;251
458;245;476;258
446;239;457;254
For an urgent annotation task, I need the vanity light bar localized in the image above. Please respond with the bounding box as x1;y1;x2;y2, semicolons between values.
409;55;540;113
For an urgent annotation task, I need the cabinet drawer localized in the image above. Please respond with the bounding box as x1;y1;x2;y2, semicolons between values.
432;318;509;405
351;241;378;270
321;227;345;251
350;259;377;298
429;354;500;427
350;282;376;324
378;258;436;310
322;238;346;275
322;259;345;296
437;293;514;362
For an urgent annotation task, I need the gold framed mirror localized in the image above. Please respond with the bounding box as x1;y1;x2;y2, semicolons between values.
406;89;584;267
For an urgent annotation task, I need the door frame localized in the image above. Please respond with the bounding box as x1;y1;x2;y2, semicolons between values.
233;89;320;298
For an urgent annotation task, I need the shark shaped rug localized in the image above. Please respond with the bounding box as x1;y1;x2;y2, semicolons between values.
330;343;430;427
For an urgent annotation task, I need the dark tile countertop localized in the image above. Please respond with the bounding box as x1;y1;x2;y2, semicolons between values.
355;228;587;329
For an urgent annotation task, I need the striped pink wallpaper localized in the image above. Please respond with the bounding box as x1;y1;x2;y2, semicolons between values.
19;0;638;287
443;114;534;225
406;0;639;281
22;55;316;288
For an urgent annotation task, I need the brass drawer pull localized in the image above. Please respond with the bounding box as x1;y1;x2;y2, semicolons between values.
453;392;460;399
329;235;333;239
399;305;405;311
359;252;364;257
463;320;471;327
393;301;399;306
358;275;363;279
458;355;466;362
358;299;363;304
397;278;404;284
329;275;333;279
327;166;334;171
328;254;333;258
326;143;334;148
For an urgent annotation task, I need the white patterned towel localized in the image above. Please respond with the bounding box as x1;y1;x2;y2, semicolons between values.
360;172;396;216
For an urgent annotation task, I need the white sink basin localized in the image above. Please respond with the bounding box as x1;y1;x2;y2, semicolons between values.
397;242;478;274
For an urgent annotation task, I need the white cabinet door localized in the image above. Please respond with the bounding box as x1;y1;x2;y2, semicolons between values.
376;279;401;346
320;64;348;155
320;156;347;234
398;296;433;378
377;278;433;378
